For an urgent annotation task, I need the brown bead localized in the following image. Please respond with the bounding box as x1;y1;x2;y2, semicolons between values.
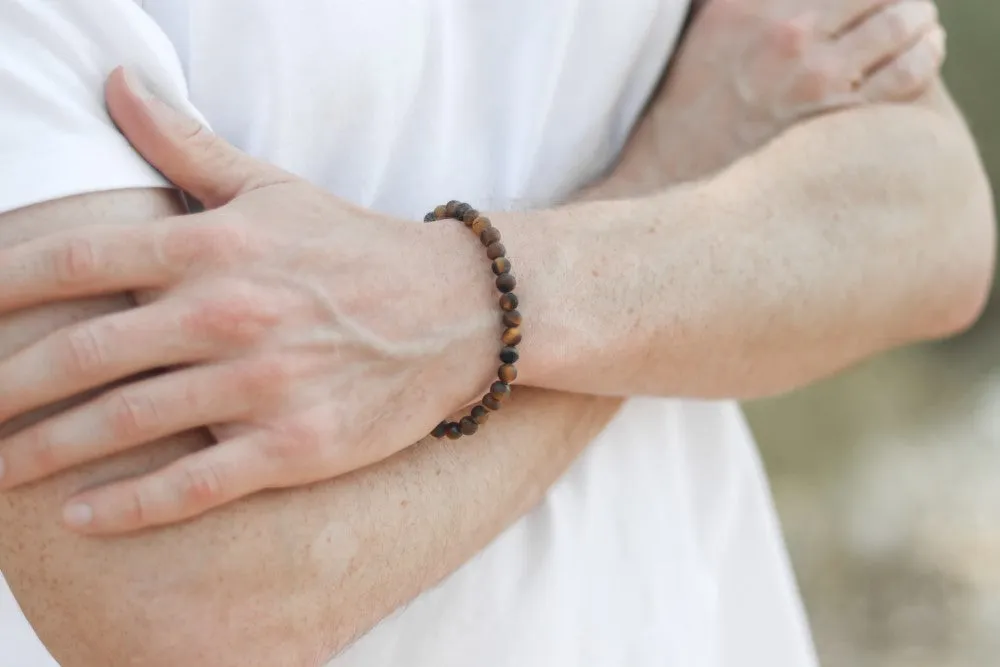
445;200;460;216
471;217;492;235
462;209;480;225
502;327;522;346
480;227;502;246
433;205;447;219
499;293;519;311
454;203;472;220
502;309;522;327
471;405;490;424
459;417;479;435
492;257;512;275
446;422;463;439
499;346;519;364
496;273;516;293
486;242;506;260
423;212;436;222
499;364;518;383
482;394;502;411
431;421;448;438
490;381;511;401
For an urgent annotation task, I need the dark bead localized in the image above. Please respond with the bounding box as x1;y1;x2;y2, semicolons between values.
502;309;522;327
423;212;436;222
496;273;516;293
499;346;519;364
431;421;448;438
434;205;447;219
471;217;492;235
459;416;479;435
471;405;490;424
502;327;522;346
492;257;512;275
499;293;519;311
482;394;502;411
446;422;463;439
462;209;480;224
499;364;518;383
445;200;460;216
486;242;506;260
490;381;511;401
454;203;472;220
480;227;502;246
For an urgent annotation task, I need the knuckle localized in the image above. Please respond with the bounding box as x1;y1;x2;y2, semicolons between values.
63;325;107;376
240;357;295;397
52;237;98;285
106;391;161;441
162;220;257;268
185;289;278;345
26;429;60;474
178;464;225;509
879;8;912;43
265;420;324;462
767;18;811;59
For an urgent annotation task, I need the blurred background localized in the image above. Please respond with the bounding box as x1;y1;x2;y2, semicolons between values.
746;2;1000;665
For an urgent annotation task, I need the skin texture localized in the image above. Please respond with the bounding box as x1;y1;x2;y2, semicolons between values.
0;1;989;666
0;0;958;533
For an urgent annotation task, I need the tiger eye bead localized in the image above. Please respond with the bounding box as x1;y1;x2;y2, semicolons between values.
499;346;519;364
492;258;512;275
471;405;490;424
496;273;516;293
445;200;460;216
502;327;522;346
502;309;522;327
481;227;502;246
462;209;480;224
499;364;518;383
446;422;463;439
499;293;518;311
471;217;492;235
482;394;502;411
490;381;511;401
434;205;447;219
459;416;479;435
486;242;506;260
423;212;436;222
454;203;472;220
431;422;449;438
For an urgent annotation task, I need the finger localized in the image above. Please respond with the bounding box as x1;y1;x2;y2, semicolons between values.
836;1;939;78
0;299;217;422
0;222;185;313
105;66;296;209
61;434;283;533
0;363;254;490
819;0;899;37
858;26;945;102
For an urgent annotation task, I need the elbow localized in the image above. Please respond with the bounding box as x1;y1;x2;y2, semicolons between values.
919;144;996;340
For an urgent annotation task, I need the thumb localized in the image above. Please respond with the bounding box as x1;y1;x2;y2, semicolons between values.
105;66;294;209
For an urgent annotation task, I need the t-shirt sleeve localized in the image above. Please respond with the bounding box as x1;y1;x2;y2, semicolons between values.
0;1;208;215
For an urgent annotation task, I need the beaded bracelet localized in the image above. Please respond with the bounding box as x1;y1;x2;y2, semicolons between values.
423;200;520;440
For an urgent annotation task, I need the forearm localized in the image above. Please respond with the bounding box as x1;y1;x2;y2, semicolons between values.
474;84;995;399
0;190;618;666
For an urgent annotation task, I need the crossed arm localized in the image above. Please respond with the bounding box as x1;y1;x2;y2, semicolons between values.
1;15;995;667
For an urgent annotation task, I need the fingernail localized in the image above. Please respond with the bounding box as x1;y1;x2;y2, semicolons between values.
120;66;191;129
63;502;94;528
121;66;157;102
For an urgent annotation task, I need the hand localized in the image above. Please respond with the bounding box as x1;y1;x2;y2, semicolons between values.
0;68;497;532
610;0;946;187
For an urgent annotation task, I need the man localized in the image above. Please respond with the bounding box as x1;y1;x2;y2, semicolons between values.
0;1;992;666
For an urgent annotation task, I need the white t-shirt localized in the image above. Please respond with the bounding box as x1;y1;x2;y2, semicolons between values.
0;2;818;666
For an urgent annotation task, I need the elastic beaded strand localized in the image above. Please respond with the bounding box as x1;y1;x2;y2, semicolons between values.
424;201;520;439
